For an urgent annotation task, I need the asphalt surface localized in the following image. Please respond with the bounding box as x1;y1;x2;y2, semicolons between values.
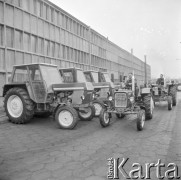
0;93;181;180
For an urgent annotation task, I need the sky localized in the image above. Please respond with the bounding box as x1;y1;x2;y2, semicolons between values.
49;0;181;78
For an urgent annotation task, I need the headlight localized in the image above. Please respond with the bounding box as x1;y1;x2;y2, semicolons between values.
108;96;113;101
130;96;134;102
92;93;95;99
81;95;85;100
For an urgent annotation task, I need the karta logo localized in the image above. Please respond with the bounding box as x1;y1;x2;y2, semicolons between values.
107;158;180;179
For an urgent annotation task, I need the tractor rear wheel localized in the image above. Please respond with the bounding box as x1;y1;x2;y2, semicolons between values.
169;86;177;106
92;100;104;117
168;96;173;111
143;95;154;120
78;105;95;121
99;109;111;127
4;87;34;124
137;110;145;131
55;106;78;129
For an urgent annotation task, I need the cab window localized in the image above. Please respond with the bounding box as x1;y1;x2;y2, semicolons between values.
13;66;29;83
29;65;41;81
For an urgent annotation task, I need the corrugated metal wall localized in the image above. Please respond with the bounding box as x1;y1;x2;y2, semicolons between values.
0;0;151;96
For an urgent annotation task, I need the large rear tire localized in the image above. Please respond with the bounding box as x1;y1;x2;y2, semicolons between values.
99;109;111;127
92;100;104;117
4;87;34;124
168;96;173;111
137;110;145;131
55;106;78;129
78;105;95;121
143;94;154;120
169;86;177;106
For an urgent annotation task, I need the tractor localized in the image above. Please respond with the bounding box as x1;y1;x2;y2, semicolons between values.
3;63;99;129
84;70;110;117
99;74;154;131
59;67;96;121
151;80;177;110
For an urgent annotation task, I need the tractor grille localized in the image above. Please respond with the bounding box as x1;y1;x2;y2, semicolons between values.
115;92;127;107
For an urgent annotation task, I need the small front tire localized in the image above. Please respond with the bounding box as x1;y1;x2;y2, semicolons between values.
92;100;104;117
55;106;78;129
99;109;111;127
78;105;95;121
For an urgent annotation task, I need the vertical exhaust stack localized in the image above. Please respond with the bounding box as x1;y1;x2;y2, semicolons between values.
132;71;135;95
144;55;147;87
131;48;135;94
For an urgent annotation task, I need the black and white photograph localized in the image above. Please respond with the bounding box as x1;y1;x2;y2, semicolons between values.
0;0;180;179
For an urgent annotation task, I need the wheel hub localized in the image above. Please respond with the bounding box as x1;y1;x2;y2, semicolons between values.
58;110;73;127
7;95;23;118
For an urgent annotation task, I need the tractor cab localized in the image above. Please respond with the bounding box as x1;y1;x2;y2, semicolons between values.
4;63;62;104
84;70;110;100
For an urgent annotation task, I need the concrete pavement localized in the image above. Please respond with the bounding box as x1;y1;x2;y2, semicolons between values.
0;93;180;180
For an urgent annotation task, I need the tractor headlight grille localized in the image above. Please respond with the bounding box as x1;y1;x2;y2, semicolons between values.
115;92;127;107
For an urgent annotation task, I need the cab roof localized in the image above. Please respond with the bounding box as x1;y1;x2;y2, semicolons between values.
59;67;83;71
14;63;57;68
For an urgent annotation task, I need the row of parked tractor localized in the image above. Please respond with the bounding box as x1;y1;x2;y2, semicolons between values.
2;63;177;131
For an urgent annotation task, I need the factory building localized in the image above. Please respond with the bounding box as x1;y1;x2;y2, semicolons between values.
0;0;151;95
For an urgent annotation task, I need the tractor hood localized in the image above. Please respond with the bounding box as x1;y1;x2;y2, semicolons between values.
92;82;110;89
52;82;94;92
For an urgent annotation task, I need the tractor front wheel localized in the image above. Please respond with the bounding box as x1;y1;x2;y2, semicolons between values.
137;110;145;131
92;100;104;117
4;87;34;124
143;95;154;120
99;109;111;127
55;106;78;129
78;105;95;121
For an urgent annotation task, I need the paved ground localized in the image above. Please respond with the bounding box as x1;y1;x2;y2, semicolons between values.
0;93;181;180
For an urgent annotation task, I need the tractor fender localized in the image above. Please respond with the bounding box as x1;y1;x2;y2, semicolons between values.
3;83;35;102
53;103;66;117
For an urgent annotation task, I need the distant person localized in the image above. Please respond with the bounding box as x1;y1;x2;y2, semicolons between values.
156;74;164;86
125;73;139;97
125;73;137;89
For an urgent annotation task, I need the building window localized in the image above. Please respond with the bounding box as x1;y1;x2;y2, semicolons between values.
24;33;30;51
22;0;29;11
0;25;4;46
6;27;14;48
44;4;49;21
37;0;43;17
55;10;59;26
49;41;54;57
44;40;49;56
31;35;37;53
37;37;43;54
15;30;23;50
50;7;54;23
